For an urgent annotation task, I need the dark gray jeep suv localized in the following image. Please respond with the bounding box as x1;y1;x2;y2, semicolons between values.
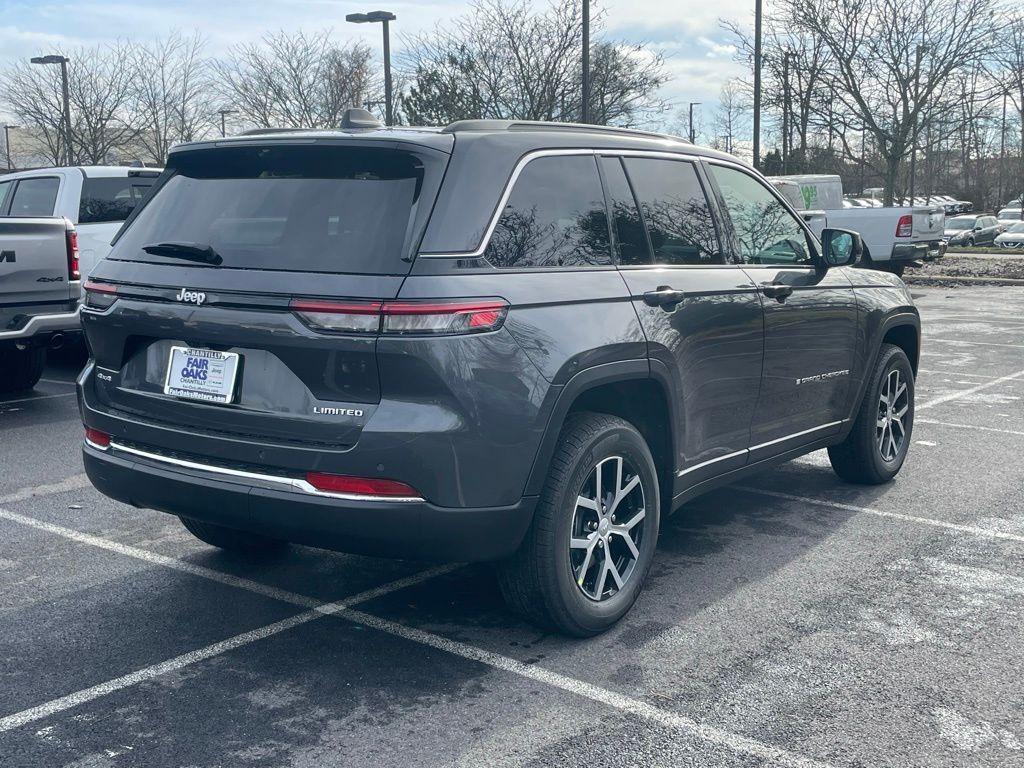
79;114;919;635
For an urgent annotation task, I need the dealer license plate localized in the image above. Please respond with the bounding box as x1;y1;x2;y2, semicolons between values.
163;346;240;404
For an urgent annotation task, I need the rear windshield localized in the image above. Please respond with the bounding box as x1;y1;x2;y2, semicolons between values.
111;145;440;274
947;217;973;230
79;176;155;224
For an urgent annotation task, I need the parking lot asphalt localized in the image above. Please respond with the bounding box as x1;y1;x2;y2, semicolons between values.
1;285;1022;768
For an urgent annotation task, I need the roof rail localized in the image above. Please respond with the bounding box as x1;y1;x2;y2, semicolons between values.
238;127;311;136
441;119;684;143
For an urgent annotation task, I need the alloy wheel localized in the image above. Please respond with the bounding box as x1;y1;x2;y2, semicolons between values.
569;455;645;602
876;368;909;462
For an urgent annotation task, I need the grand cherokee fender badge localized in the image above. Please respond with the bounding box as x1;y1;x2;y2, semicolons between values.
175;288;206;305
796;369;850;386
313;406;364;417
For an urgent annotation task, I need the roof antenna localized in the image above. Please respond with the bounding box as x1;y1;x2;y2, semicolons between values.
340;107;383;130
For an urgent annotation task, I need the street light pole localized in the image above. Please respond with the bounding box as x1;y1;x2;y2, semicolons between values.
688;102;701;144
752;0;762;169
998;91;1008;206
31;55;73;165
581;0;590;124
346;11;397;127
218;109;237;137
782;51;795;174
908;44;926;202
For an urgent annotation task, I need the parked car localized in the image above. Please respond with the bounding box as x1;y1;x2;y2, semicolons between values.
996;207;1023;226
995;221;1024;249
944;214;1002;246
0;166;161;278
0;214;80;391
79;112;921;635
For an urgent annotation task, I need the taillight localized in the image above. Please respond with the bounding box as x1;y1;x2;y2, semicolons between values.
304;471;421;499
896;215;913;238
291;298;509;335
83;280;119;310
66;229;80;281
84;427;111;449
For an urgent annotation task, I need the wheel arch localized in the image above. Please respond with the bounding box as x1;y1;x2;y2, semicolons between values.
524;360;676;507
843;310;920;429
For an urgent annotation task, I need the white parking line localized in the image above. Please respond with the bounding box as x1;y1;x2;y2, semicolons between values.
0;559;457;734
917;369;1024;411
734;487;1024;545
0;508;832;768
0;474;91;505
927;338;1024;349
919;368;1003;380
917;419;1024;437
39;378;76;386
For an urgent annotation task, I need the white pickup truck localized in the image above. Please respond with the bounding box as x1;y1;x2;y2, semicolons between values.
0;166;161;279
770;174;946;276
0;166;159;391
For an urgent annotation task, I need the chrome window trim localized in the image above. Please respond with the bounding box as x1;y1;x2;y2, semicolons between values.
418;147;703;260
106;441;425;503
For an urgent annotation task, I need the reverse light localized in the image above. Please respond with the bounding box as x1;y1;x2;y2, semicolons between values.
290;298;509;335
304;471;421;499
66;229;80;281
84;427;111;449
83;280;119;310
896;214;913;238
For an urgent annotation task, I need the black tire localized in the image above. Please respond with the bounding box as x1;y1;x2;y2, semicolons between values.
828;344;914;484
496;412;660;637
178;516;286;554
887;262;906;277
0;347;46;393
966;237;975;247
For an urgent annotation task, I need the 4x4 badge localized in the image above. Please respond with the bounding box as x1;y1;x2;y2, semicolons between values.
175;288;206;305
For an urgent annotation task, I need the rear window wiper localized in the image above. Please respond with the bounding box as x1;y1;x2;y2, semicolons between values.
142;241;223;266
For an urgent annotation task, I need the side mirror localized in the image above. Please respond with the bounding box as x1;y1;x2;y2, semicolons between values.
820;228;863;267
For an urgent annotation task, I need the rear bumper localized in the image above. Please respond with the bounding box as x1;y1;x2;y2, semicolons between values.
83;443;536;562
0;305;81;342
891;240;946;263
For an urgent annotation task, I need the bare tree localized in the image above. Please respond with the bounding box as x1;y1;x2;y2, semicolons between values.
996;13;1024;204
784;0;997;204
1;43;137;165
214;30;378;129
129;32;215;162
710;79;750;155
399;0;668;126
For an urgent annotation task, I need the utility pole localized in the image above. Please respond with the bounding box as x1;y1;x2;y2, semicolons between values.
782;51;795;174
752;0;763;169
581;0;590;124
998;91;1008;206
860;126;866;194
908;44;927;202
4;124;17;171
688;102;701;144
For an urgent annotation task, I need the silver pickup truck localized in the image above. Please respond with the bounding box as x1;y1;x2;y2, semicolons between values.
0;217;81;392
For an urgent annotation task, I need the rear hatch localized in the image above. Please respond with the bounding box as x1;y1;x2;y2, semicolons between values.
83;137;451;449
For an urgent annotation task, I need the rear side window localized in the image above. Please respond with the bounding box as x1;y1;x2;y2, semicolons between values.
112;145;442;275
622;158;722;265
599;156;651;266
485;155;611;268
8;177;59;216
79;177;154;224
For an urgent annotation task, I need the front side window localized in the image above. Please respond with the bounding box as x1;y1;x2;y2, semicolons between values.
708;164;813;266
8;177;59;217
485;155;611;268
623;158;722;265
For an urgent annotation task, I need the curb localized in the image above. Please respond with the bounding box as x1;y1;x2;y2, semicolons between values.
905;275;1024;286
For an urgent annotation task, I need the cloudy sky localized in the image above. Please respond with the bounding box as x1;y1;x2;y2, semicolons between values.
0;0;754;129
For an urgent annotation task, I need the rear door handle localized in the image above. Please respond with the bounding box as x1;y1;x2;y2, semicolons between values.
642;286;686;309
759;282;794;300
